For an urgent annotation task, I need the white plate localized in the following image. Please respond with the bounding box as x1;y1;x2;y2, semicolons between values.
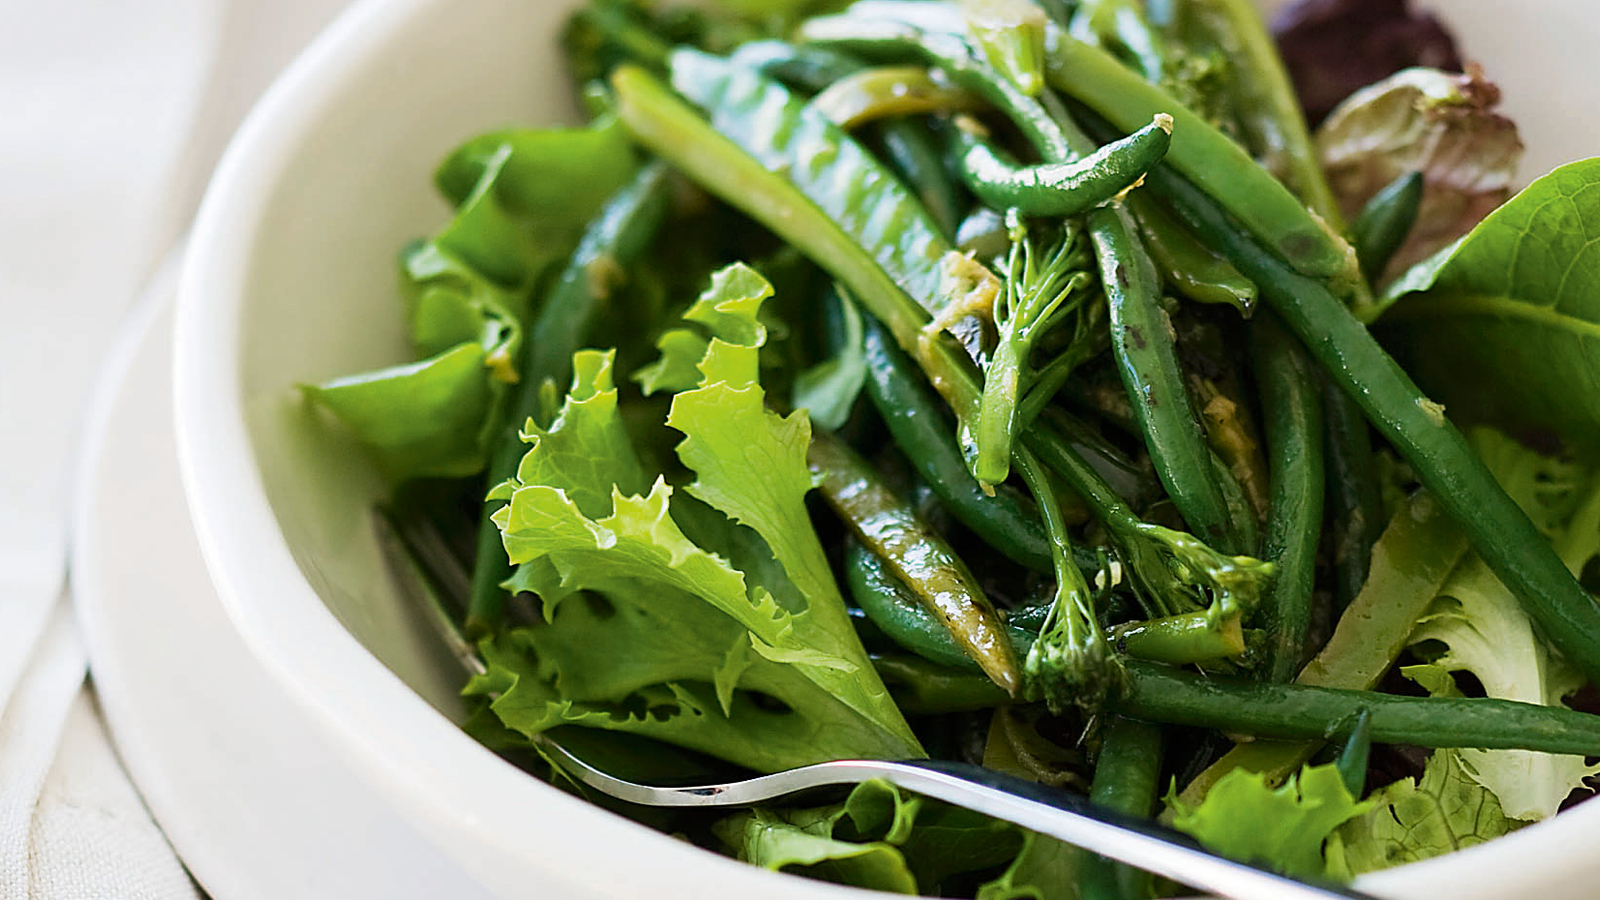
70;260;502;900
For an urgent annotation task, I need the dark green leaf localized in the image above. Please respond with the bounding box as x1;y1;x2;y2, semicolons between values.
1380;159;1600;454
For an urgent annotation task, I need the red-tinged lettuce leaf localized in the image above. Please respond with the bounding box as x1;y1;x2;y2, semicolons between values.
1377;159;1600;455
1317;66;1522;283
1165;763;1372;878
1271;0;1461;125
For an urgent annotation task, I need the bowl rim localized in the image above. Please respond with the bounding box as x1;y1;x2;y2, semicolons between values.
171;0;1600;896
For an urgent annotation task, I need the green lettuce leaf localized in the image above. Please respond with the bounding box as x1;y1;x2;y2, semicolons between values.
400;240;525;381
1379;158;1600;454
1165;763;1372;878
715;779;1023;896
486;264;920;770
1331;748;1516;876
975;831;1083;900
1401;430;1600;821
303;343;502;482
432;120;637;287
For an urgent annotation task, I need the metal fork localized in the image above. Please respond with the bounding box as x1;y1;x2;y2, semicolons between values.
377;514;1381;900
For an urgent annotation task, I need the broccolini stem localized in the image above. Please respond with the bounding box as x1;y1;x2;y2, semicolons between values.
1014;448;1125;714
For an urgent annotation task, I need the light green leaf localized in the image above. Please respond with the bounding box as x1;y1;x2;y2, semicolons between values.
713;809;919;895
1400;430;1600;821
509;350;647;519
976;830;1084;900
633;328;709;396
1333;750;1516;875
303;343;500;482
664;264;919;749
1379;158;1600;454
1166;763;1372;878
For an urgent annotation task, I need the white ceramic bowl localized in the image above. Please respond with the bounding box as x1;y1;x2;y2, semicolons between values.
173;1;1600;898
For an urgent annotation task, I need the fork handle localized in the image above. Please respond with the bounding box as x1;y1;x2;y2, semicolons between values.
888;760;1380;900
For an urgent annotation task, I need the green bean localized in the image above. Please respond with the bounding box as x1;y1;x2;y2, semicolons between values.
1116;660;1600;755
1146;161;1600;686
812;65;983;129
1179;0;1344;227
1126;192;1256;314
862;320;1054;571
1081;716;1164;900
873;653;1018;715
465;162;672;636
1094;202;1244;555
876;120;966;241
1322;382;1384;613
1043;31;1359;286
810;432;1023;693
850;543;1242;673
870;656;1600;756
1250;312;1325;684
1351;170;1424;283
951;113;1173;217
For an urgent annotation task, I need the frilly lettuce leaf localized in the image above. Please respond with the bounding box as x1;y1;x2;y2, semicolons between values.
486;263;920;770
1377;158;1600;454
1165;763;1372;878
1317;66;1522;284
714;779;1022;895
1400;430;1600;821
1330;746;1515;876
975;830;1083;900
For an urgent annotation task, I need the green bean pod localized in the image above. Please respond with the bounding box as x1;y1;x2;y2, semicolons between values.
812;65;984;130
1093;203;1244;554
870;657;1600;756
1081;715;1164;900
1322;382;1385;613
466;162;673;635
1115;661;1600;756
1250;312;1326;684
848;545;1243;671
1351;170;1424;283
1126;192;1257;314
810;432;1023;694
952;113;1173;217
1044;30;1358;285
1147;161;1600;686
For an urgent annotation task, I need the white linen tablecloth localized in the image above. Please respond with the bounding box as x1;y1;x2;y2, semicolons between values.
0;0;347;894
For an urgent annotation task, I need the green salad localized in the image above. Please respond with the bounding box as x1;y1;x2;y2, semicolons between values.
305;0;1600;894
